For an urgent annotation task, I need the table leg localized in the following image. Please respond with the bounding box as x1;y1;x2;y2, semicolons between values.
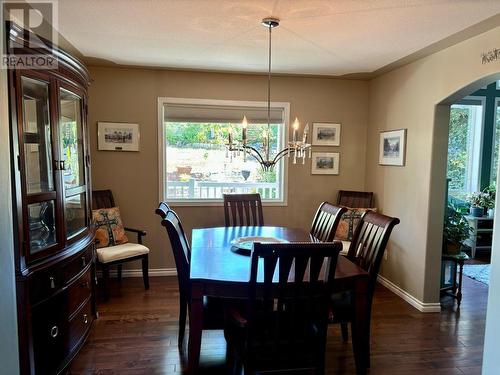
457;261;464;307
351;279;369;374
188;283;203;374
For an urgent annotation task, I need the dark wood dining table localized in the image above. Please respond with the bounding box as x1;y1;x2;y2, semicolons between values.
189;226;370;374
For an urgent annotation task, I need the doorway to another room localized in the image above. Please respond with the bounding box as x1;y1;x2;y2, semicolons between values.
441;80;500;307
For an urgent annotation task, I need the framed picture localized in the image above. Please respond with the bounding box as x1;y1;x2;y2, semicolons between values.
98;122;140;151
312;123;341;146
379;129;407;166
311;152;340;175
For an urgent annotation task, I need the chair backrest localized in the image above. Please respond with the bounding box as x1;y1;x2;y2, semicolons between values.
337;190;374;208
347;211;400;298
310;202;347;242
245;241;341;368
155;202;191;297
92;189;115;209
223;193;264;227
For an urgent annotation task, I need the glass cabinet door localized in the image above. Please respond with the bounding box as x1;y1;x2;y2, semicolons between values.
21;76;58;255
59;88;88;239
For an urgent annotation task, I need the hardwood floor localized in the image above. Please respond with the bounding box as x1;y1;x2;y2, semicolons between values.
70;275;488;374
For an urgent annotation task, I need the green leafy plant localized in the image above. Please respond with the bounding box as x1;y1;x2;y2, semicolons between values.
443;205;472;246
467;190;495;209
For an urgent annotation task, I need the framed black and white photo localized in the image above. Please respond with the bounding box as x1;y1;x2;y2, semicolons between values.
312;123;341;146
311;152;339;175
379;129;406;166
98;122;140;151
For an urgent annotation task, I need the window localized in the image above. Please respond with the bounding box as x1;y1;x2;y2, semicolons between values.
491;98;500;185
158;98;289;204
447;98;485;200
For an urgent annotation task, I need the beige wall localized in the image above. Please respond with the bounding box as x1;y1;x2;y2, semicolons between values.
366;25;500;306
88;67;369;271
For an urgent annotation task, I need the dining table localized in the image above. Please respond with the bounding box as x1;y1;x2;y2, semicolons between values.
188;226;370;374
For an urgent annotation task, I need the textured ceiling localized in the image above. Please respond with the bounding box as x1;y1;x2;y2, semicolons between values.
57;0;500;76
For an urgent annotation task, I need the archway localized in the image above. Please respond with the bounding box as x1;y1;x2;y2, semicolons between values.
426;72;500;305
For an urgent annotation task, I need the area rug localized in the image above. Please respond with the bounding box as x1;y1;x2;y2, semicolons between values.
463;264;490;285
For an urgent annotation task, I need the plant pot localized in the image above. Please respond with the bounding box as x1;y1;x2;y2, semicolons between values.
445;242;461;255
470;206;484;217
488;208;495;217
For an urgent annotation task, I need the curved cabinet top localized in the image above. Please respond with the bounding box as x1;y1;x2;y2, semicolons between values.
7;21;90;90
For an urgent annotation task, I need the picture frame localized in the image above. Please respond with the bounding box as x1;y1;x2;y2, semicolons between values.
311;152;340;175
379;129;407;166
97;122;140;151
312;123;341;146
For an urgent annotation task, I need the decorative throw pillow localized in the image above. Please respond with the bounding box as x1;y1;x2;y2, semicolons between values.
335;207;377;241
92;207;128;248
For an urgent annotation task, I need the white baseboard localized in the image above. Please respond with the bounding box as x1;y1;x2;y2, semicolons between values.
105;267;177;277
377;275;441;313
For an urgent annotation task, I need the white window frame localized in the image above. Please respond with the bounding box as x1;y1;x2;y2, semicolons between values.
449;96;485;195
157;97;290;207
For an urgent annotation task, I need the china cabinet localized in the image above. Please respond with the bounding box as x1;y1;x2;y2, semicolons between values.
7;22;95;374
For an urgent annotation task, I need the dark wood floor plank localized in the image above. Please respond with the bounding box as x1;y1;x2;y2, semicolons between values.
70;274;487;374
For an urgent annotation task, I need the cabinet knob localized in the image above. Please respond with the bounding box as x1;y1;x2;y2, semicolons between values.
49;276;55;289
50;325;59;338
81;256;86;267
83;314;88;324
53;160;60;171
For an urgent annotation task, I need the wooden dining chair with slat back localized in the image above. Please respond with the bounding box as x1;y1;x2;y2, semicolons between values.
155;202;226;348
224;241;342;375
92;190;149;300
223;193;264;227
310;202;347;242
337;190;374;208
330;210;400;368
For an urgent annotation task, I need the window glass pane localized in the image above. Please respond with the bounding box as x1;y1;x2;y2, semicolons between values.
22;76;54;194
60;89;84;190
447;103;483;200
28;200;56;254
65;193;87;238
492;101;500;185
164;121;283;201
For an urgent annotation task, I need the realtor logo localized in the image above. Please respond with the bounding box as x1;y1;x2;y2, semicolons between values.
2;0;58;70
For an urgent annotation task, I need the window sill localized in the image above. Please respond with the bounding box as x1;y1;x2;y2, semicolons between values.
167;199;288;207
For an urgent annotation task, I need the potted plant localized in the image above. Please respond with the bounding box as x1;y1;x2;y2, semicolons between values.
483;183;496;217
443;205;472;255
467;192;489;217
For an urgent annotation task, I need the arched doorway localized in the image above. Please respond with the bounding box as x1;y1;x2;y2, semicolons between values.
427;72;500;304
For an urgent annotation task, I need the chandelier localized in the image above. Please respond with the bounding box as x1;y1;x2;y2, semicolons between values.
227;17;311;171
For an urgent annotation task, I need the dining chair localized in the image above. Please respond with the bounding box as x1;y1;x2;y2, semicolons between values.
223;193;264;227
155;202;226;348
224;241;342;375
92;189;149;300
310;202;347;242
337;190;374;208
330;210;400;368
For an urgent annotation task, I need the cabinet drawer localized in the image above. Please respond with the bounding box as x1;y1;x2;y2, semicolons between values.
32;293;67;374
68;297;93;353
67;268;92;316
62;245;94;284
477;220;494;230
30;245;94;305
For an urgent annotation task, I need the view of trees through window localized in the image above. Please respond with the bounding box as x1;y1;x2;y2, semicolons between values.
164;122;283;201
447;104;481;200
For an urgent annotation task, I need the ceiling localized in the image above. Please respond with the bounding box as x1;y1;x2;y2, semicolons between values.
57;0;500;76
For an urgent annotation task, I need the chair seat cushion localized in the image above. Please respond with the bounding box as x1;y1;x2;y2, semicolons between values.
97;242;149;263
340;241;350;255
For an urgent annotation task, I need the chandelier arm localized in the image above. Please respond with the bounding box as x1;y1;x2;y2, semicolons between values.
272;147;293;164
231;145;267;165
